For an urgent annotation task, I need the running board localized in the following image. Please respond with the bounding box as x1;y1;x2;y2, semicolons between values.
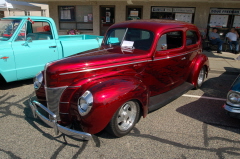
148;82;194;112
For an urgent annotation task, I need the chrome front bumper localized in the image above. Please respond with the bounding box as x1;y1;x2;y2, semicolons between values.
223;104;240;113
223;104;240;119
29;97;92;140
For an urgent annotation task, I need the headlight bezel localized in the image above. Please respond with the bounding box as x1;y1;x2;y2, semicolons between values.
34;71;43;90
227;90;240;107
78;90;93;116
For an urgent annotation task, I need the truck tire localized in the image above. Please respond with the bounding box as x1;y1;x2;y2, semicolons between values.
106;100;140;137
195;67;205;89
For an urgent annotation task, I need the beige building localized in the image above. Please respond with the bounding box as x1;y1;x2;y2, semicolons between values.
18;0;240;36
3;3;49;17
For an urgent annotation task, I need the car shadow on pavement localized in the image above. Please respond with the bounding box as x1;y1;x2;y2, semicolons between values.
176;71;240;132
0;79;33;90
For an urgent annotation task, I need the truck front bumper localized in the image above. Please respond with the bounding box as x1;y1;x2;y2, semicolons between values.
29;97;92;140
223;103;240;119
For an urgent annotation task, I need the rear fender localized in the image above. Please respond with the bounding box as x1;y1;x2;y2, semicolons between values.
187;54;209;87
71;76;149;134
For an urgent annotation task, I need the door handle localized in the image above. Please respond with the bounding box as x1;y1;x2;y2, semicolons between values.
49;46;57;48
181;57;186;60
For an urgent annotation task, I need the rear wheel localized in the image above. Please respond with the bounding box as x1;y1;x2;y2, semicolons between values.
195;67;205;89
106;100;140;137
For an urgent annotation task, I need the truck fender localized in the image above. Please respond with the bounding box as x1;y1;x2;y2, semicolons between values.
187;54;209;87
72;76;149;135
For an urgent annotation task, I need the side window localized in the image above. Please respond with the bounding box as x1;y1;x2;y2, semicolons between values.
186;30;199;46
157;31;183;51
16;21;53;41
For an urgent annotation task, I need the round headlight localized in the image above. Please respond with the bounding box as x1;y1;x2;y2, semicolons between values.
34;72;43;90
78;90;93;116
227;91;240;105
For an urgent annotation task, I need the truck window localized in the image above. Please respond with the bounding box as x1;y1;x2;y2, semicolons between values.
16;21;53;41
157;31;183;51
0;19;21;41
186;30;198;46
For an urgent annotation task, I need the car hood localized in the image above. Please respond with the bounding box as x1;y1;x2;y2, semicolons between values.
231;74;240;92
47;46;151;75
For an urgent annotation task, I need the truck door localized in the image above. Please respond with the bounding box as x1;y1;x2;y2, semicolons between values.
146;29;188;96
12;20;59;80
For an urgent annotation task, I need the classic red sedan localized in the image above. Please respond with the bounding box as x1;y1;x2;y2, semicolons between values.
29;19;209;140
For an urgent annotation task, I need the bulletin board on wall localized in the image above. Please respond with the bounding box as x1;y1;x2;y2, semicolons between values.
175;13;192;23
209;14;229;28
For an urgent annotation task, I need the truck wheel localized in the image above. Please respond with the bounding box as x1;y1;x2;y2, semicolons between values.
195;67;205;89
106;100;140;137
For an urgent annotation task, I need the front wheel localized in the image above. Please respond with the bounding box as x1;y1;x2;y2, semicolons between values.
195;67;206;89
106;100;140;137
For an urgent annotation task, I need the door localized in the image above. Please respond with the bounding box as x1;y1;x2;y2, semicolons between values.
146;29;189;96
100;6;115;36
12;20;59;80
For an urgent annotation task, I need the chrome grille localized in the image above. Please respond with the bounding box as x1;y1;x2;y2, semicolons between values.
45;86;67;121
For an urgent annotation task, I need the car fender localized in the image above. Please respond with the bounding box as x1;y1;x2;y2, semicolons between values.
187;54;209;87
71;76;149;134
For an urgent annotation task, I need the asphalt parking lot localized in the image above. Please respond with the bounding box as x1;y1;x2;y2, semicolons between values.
0;70;240;159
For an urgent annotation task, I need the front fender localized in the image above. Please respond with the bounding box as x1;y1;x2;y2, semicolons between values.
187;54;209;87
71;76;149;134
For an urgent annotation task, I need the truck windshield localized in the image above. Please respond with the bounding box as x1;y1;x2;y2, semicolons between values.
105;28;154;51
0;19;22;41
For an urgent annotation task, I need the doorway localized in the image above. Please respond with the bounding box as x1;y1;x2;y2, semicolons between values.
100;6;115;36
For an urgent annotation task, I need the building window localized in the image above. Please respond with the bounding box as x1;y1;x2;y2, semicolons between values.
25;11;31;16
151;7;195;24
58;5;93;31
207;8;240;39
41;10;46;17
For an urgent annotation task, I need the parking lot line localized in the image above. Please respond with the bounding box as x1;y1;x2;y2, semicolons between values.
182;94;226;101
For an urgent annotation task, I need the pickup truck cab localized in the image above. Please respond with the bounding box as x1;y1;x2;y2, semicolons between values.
0;16;103;83
29;19;209;140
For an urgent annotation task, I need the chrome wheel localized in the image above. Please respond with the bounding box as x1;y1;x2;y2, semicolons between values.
196;67;205;89
106;100;140;137
117;101;137;131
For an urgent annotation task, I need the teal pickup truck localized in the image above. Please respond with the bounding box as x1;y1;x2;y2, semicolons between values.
0;16;103;83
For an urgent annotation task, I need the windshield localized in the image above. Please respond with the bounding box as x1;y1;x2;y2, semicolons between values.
0;19;22;41
104;28;154;51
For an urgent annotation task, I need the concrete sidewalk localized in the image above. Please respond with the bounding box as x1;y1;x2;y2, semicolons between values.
202;50;240;74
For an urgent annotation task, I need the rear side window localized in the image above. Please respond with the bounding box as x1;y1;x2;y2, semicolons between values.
157;31;183;51
186;30;199;46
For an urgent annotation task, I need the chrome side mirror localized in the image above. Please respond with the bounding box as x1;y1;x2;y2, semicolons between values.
161;44;167;50
26;37;32;43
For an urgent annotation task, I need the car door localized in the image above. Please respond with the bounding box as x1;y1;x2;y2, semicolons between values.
11;20;59;80
184;29;201;80
145;29;188;96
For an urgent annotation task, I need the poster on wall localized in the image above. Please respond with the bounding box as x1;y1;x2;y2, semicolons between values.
233;15;240;28
106;12;111;22
175;13;192;23
209;15;228;27
130;11;139;17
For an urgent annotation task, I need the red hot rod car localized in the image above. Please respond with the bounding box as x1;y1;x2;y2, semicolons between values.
29;19;209;140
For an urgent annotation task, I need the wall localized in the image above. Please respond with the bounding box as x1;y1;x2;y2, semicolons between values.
46;1;240;35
